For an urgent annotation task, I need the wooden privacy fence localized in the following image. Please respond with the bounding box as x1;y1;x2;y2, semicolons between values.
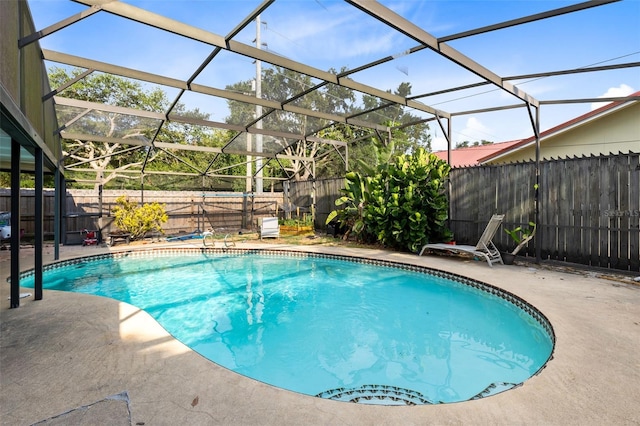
538;153;639;271
289;152;639;272
3;153;637;270
284;178;345;228
0;189;283;245
449;162;537;256
448;152;639;272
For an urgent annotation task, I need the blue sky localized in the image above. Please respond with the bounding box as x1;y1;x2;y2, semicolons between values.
27;0;640;151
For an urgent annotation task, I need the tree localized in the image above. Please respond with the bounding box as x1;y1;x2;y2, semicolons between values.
225;66;357;181
456;140;494;148
0;172;56;189
225;67;430;180
49;68;169;189
356;82;432;153
49;67;220;191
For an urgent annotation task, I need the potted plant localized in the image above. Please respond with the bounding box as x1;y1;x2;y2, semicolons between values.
502;222;536;265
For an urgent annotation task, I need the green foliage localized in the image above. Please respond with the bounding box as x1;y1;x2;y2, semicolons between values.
505;221;536;255
279;215;314;227
112;196;168;240
325;171;369;239
327;149;452;252
49;67;230;191
456;140;494;148
225;68;431;180
0;172;56;188
504;222;536;244
364;149;452;252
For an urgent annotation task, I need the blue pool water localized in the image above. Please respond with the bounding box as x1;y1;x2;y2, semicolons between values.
21;250;554;405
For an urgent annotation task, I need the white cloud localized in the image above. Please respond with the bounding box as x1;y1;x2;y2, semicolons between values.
591;84;635;110
430;116;498;151
431;136;448;152
456;116;494;145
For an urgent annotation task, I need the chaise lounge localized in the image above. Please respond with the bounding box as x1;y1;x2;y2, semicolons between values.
418;214;505;267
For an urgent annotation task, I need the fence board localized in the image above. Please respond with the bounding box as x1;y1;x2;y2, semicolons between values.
629;153;640;272
598;155;611;268
552;159;566;261
566;157;579;263
617;155;631;270
586;156;597;266
0;189;283;244
608;158;621;269
3;152;638;271
445;152;638;272
541;159;556;260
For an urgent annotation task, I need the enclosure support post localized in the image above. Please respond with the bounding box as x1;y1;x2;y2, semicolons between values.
10;139;21;308
98;184;103;243
312;161;317;223
527;102;542;264
447;117;453;233
242;193;248;229
60;174;67;249
283;181;291;220
246;133;252;192
35;147;44;300
535;106;541;264
255;15;263;193
54;166;61;259
435;114;453;230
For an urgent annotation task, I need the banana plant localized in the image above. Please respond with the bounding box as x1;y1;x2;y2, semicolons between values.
325;171;370;239
505;222;536;255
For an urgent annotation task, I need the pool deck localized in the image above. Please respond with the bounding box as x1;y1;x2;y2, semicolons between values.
1;240;639;425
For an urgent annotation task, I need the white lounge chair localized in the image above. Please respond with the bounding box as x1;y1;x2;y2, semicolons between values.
260;217;280;239
419;214;505;267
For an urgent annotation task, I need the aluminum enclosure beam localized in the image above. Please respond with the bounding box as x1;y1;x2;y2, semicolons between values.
54;97;347;149
347;0;539;108
44;50;400;135
19;4;102;48
71;0;443;118
411;61;640;101
438;0;620;43
60;131;310;162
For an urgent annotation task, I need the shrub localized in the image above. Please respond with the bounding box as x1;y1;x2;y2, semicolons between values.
112;196;168;240
325;171;369;240
327;148;452;252
279;215;314;227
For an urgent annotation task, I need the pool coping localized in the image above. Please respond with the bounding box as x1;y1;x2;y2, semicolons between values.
2;241;639;425
16;246;556;405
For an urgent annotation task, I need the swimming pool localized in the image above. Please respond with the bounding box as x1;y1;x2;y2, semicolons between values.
20;248;555;405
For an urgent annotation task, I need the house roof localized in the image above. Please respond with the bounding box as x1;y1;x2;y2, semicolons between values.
477;91;640;164
432;140;522;167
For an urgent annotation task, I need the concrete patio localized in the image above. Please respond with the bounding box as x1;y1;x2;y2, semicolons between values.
1;240;639;425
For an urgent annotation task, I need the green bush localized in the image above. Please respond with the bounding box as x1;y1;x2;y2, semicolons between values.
279;215;314;227
327;148;452;252
325;171;369;240
112;196;168;240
